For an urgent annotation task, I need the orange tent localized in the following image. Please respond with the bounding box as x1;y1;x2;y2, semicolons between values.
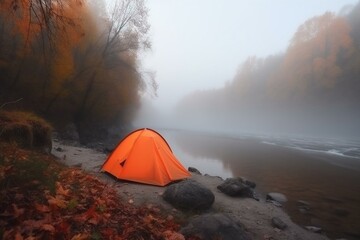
101;128;190;186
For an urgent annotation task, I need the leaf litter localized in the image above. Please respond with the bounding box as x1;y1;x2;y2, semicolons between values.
0;143;193;239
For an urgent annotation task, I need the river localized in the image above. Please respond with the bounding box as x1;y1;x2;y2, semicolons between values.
156;129;360;239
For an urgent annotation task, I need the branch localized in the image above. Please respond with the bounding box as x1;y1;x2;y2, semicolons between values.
0;98;23;110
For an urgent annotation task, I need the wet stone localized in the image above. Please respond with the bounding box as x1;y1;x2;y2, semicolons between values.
266;192;288;203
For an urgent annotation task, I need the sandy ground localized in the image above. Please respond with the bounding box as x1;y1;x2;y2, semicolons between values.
52;139;329;240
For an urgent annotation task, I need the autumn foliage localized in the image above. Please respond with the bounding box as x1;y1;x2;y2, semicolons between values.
177;5;360;136
0;0;154;142
0;144;185;239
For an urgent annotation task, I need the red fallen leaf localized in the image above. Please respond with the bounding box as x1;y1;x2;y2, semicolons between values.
90;188;98;195
48;195;67;208
57;220;71;234
2;229;14;239
23;219;45;230
24;236;37;240
144;214;156;224
41;224;55;233
88;217;100;225
162;230;185;240
74;204;101;224
101;228;115;238
12;204;25;218
14;193;24;201
71;233;90;240
56;182;70;196
35;203;50;213
15;232;23;240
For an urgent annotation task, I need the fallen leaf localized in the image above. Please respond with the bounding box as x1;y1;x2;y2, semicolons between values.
71;233;90;240
144;214;156;224
56;182;70;196
35;203;50;213
162;231;185;240
14;193;24;201
12;204;25;218
23;219;46;231
90;188;97;195
15;232;23;240
57;220;71;234
48;195;67;208
24;236;37;240
41;224;55;233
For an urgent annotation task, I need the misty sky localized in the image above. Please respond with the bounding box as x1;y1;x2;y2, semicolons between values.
140;0;358;111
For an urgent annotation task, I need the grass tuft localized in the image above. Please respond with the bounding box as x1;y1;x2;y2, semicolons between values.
0;111;52;152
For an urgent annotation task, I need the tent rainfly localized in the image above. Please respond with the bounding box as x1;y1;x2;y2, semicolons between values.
101;128;190;186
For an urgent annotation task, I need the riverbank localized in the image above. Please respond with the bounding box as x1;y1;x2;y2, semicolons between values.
52;138;329;240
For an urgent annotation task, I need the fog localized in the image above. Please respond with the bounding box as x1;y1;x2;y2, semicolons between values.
135;0;360;139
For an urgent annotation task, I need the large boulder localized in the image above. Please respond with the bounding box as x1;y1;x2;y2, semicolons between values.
163;180;214;211
181;213;251;240
217;177;256;199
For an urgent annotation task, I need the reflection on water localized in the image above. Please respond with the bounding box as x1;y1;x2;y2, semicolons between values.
159;129;360;239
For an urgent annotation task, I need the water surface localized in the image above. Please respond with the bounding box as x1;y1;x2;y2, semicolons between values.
159;129;360;239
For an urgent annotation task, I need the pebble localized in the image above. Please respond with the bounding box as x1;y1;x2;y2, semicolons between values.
296;200;310;207
266;200;283;207
266;192;288;203
305;226;322;233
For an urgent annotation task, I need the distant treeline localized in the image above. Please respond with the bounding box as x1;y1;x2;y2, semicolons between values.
0;0;155;141
177;3;360;137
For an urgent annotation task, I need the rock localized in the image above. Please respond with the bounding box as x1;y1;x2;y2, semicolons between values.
271;217;287;230
239;177;256;188
217;177;256;198
180;213;251;240
204;174;223;180
296;200;311;213
266;192;287;203
55;147;64;152
305;226;322;233
163;180;214;211
267;200;283;207
299;207;309;214
188;167;201;175
297;200;311;212
297;200;310;207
